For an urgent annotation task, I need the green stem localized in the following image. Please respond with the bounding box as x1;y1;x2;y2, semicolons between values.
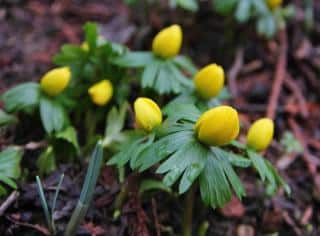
113;181;128;220
64;142;104;236
197;221;209;236
182;184;195;236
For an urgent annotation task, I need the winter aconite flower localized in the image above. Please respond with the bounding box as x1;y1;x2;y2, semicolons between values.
193;64;224;99
267;0;282;10
247;118;274;151
40;67;71;96
194;106;240;146
88;80;113;106
134;97;162;132
81;42;89;51
152;24;182;59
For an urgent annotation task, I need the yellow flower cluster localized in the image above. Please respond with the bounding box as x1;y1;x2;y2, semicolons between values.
40;66;114;106
267;0;282;10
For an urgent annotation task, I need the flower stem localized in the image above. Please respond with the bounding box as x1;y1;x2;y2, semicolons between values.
182;184;195;236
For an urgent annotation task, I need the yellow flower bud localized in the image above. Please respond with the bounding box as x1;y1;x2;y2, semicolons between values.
81;42;89;51
194;106;239;146
193;64;224;99
134;97;162;132
267;0;282;10
88;80;113;106
247;118;274;151
40;67;71;96
152;24;182;59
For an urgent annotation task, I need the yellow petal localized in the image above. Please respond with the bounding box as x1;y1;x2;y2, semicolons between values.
88;80;113;106
134;97;162;132
81;42;89;51
152;24;182;59
195;106;239;146
267;0;282;9
247;118;274;151
193;64;224;99
40;67;71;96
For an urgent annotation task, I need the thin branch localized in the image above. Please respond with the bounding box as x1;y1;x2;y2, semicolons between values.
0;191;19;216
267;29;288;119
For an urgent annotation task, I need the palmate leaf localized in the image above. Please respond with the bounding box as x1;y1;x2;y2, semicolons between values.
156;137;208;194
212;148;246;199
112;52;154;67
139;179;172;195
247;150;290;195
0;109;18;127
164;103;201;123
1;82;40;113
107;134;154;169
162;93;197;115
0;147;23;195
136;130;194;172
173;55;198;75
40;96;68;134
199;149;246;209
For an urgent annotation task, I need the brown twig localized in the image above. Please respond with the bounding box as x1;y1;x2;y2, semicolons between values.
6;216;50;235
151;198;161;236
288;118;319;176
284;74;309;118
228;47;244;97
267;29;288;119
297;63;320;93
0;191;19;216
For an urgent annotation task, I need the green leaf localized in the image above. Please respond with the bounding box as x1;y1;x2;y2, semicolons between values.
139;179;172;195
55;126;79;151
173;55;198;75
40;96;68;134
156;138;208;194
1;82;40;113
248;150;276;186
137;130;194;171
252;0;269;15
84;22;98;52
0;147;23;193
155;62;181;94
37;146;56;175
199;155;232;208
141;61;160;88
280;131;303;154
53;44;85;65
163;93;196;116
0;109;18;127
235;0;252;23
213;0;238;15
165;103;201;123
257;14;277;38
113;52;154;67
167;62;193;89
105;102;128;141
107;134;155;169
212;148;246;199
216;148;251;168
265;160;291;195
176;0;199;12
